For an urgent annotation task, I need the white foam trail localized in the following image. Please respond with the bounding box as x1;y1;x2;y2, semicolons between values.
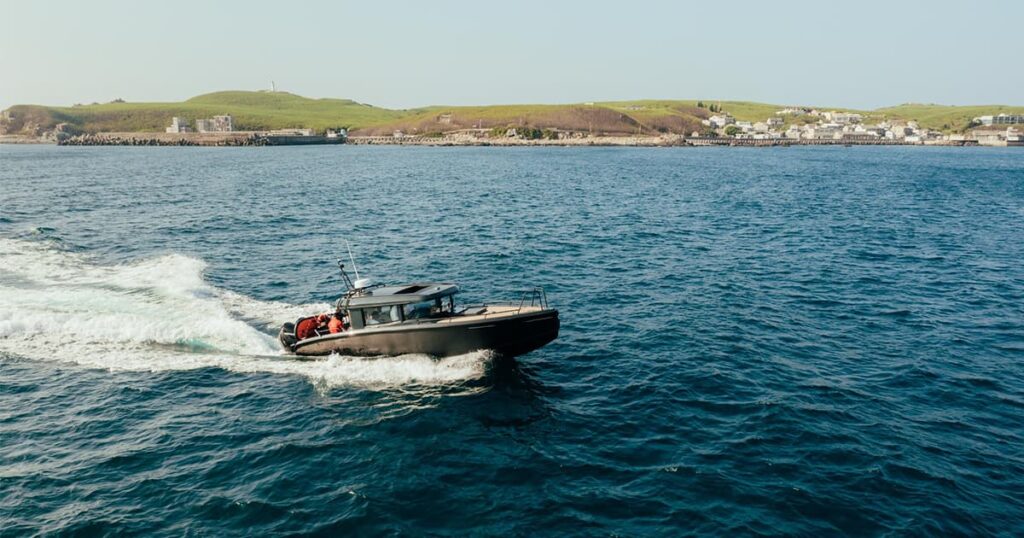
0;238;488;389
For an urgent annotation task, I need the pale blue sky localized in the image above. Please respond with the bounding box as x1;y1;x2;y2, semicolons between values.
1;0;1020;110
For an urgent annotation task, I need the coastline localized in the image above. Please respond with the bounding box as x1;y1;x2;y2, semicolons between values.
2;133;1009;147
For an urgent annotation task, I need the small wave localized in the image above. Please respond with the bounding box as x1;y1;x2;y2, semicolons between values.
0;238;488;390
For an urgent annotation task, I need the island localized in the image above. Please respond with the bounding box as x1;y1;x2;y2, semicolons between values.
1;91;1021;147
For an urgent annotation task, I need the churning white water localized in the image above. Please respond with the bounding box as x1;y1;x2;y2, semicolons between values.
0;238;488;388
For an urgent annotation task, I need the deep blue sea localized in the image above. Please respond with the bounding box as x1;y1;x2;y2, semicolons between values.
1;144;1023;536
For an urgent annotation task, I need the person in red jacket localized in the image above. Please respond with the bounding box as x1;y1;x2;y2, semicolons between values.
328;313;345;334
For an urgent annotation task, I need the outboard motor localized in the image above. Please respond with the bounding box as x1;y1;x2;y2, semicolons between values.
278;322;298;350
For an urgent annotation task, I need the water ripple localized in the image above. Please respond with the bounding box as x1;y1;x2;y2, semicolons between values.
1;145;1023;535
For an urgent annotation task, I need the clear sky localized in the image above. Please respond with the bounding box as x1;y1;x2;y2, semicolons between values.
1;0;1021;111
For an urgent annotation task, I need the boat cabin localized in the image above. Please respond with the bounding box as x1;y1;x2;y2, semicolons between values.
342;283;459;330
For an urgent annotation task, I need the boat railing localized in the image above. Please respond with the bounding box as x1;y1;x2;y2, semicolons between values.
397;288;551;324
451;287;550;319
517;287;549;311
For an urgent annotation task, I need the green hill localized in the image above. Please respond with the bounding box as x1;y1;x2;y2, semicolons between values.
2;91;1021;138
350;103;703;136
0;91;412;136
871;104;1024;131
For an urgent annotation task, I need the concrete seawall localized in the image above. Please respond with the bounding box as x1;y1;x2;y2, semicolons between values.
347;135;676;147
31;132;990;148
349;135;979;147
57;132;344;147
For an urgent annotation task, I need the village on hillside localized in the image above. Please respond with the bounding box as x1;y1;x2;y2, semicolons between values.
350;107;1024;147
697;109;1023;146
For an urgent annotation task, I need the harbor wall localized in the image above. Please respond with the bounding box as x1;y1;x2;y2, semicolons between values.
58;132;345;146
34;132;998;148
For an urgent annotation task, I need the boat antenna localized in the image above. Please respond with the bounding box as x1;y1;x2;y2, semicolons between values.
345;240;361;280
336;259;354;291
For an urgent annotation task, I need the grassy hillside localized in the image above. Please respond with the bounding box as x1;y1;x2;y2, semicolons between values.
2;91;1021;137
353;103;669;136
353;99;877;136
0;91;412;135
354;100;784;136
873;104;1024;131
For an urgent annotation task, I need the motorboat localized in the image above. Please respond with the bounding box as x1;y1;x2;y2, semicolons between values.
278;263;559;358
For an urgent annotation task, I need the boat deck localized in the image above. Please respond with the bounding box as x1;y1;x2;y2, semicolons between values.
433;304;547;324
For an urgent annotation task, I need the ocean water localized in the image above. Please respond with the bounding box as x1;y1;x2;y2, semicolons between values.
1;144;1022;536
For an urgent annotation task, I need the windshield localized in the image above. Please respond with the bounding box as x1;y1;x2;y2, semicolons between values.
402;295;454;320
363;305;401;326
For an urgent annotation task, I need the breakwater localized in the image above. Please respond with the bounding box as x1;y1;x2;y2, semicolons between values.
60;132;265;147
58;132;345;147
348;135;980;147
44;132;987;148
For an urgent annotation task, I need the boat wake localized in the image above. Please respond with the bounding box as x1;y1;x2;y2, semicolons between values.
0;238;490;389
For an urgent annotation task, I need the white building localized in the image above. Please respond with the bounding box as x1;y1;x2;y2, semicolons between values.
195;115;234;133
212;115;233;132
766;117;784;128
707;114;735;128
804;127;840;140
822;111;863;124
165;117;190;133
974;114;1024;126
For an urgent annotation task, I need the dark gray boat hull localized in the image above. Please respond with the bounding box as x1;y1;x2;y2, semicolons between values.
283;309;559;358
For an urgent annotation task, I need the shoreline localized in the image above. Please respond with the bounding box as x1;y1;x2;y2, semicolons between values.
1;133;1016;148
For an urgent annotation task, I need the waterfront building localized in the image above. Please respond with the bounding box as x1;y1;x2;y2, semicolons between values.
212;115;233;132
165;117;191;133
708;114;735;128
841;132;880;142
822;111;863;124
804;127;840;140
974;114;1024;126
195;115;234;133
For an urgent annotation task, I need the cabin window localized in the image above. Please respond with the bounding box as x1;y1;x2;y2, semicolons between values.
362;305;401;326
403;300;436;320
403;296;455;320
349;309;364;329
